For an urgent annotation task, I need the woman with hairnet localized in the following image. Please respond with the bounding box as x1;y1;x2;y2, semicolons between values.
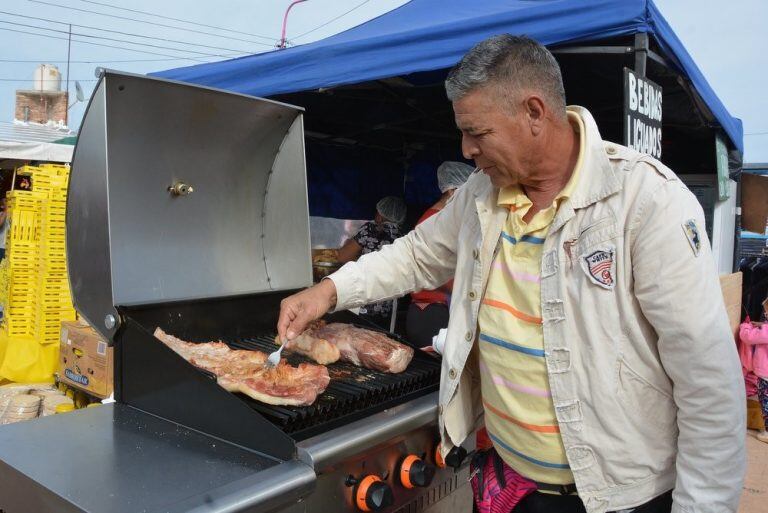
337;196;407;327
407;161;475;347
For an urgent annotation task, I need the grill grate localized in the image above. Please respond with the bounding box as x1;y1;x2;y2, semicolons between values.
226;333;441;440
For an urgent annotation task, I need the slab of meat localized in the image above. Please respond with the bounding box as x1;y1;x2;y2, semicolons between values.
154;328;329;406
289;321;414;373
275;323;340;365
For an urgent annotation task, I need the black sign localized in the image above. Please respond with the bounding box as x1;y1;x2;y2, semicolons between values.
623;67;662;159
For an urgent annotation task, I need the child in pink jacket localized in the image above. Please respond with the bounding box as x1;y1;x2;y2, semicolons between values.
739;321;768;443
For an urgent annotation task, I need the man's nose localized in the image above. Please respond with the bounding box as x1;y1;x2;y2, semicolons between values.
461;135;480;160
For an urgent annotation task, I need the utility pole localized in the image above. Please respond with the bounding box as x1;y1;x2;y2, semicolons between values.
279;0;308;49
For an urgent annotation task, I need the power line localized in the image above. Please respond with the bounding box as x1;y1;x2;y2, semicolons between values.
0;58;202;63
28;0;277;47
0;19;246;58
745;131;768;136
0;27;212;62
0;10;253;54
78;0;276;43
293;0;373;40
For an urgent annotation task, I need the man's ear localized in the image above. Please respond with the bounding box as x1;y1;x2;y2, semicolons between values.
525;95;546;136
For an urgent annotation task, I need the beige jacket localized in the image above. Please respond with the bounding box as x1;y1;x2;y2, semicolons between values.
329;106;745;513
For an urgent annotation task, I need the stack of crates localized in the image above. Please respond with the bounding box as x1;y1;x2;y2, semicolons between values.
32;164;77;343
1;164;76;345
3;190;44;340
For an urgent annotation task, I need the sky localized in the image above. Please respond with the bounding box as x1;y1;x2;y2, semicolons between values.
1;0;766;162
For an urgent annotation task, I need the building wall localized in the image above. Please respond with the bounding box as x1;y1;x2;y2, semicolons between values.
14;91;69;125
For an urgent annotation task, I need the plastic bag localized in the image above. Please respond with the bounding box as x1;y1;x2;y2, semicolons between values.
470;448;537;513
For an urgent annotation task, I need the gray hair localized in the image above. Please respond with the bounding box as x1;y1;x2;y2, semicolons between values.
445;34;566;115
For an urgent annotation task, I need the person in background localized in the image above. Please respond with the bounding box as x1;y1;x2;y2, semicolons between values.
0;197;8;261
337;196;406;328
407;161;475;347
739;320;768;443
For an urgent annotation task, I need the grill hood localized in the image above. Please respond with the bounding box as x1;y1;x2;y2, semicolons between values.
67;71;310;342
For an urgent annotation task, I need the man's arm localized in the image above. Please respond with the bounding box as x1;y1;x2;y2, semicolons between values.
630;174;745;512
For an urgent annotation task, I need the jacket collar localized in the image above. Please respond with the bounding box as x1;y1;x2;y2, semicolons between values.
549;106;622;235
472;106;621;238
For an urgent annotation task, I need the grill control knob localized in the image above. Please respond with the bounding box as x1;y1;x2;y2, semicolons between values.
435;443;468;470
354;475;393;512
445;446;468;469
399;454;435;489
435;444;446;468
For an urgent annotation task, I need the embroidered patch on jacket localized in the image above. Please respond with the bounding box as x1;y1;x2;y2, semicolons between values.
581;246;616;290
682;219;701;257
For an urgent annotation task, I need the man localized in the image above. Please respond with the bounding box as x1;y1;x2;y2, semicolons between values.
278;35;745;513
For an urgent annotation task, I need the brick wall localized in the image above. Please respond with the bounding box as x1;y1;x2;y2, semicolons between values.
14;91;69;125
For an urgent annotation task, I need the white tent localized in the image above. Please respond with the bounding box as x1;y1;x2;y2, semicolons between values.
0;141;73;163
0;121;75;164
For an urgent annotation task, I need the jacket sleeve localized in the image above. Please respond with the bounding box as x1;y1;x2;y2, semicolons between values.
329;183;469;311
629;171;746;513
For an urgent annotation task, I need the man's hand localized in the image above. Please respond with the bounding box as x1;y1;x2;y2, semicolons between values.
277;279;338;342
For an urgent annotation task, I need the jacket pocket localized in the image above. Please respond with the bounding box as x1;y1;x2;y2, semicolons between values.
577;218;618;253
616;358;677;436
598;358;678;484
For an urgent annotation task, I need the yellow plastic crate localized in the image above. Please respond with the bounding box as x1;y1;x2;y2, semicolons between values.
3;318;35;337
8;282;36;294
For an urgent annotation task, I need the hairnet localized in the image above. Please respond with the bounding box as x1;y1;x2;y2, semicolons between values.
437;161;475;192
376;196;407;224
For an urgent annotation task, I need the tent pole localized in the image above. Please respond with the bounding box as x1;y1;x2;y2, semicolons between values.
634;33;648;77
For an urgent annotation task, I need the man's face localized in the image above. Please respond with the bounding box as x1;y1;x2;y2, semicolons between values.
453;87;538;188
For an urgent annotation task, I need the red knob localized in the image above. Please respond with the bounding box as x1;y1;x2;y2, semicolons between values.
399;454;435;489
435;444;446;468
355;475;393;512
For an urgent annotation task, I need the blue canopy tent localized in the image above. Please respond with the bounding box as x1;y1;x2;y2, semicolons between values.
156;0;742;222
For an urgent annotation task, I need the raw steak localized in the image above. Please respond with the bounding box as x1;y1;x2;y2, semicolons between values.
276;322;341;365
154;328;329;406
291;321;414;373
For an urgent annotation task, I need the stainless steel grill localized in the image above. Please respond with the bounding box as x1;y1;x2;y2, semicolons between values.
0;71;472;513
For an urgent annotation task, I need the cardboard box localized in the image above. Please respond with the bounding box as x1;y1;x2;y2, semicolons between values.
719;272;743;339
742;173;768;234
747;399;764;431
58;320;113;398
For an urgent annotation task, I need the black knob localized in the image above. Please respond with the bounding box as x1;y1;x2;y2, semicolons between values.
409;459;436;488
399;454;436;489
365;481;394;511
354;475;393;512
445;446;468;470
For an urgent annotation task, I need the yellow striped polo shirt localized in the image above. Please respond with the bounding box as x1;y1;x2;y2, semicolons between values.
478;111;585;485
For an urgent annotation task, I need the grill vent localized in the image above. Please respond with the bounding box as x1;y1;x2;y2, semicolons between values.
394;474;469;513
